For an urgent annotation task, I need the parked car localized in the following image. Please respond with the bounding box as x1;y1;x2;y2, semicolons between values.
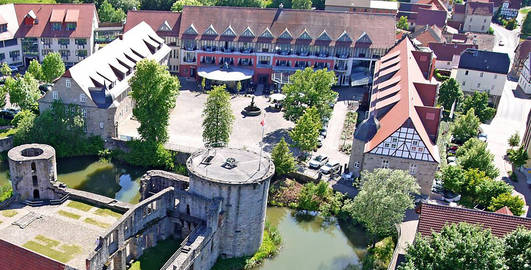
478;133;487;142
320;162;340;174
320;126;328;137
443;191;461;203
341;171;355;181
39;83;53;94
309;155;328;169
498;40;504;46
317;135;324;148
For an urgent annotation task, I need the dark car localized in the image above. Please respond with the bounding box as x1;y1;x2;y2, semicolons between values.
39;83;53;94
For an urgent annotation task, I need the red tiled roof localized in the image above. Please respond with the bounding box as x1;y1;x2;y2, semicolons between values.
178;6;396;48
515;40;531;63
0;239;66;270
495;206;513;215
415;8;447;27
417;203;531;238
365;37;440;162
466;1;494;16
428;42;477;61
412;25;445;46
416;0;448;12
124;10;181;37
14;3;96;38
64;9;79;23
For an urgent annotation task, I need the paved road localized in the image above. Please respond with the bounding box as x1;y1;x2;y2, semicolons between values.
491;23;519;63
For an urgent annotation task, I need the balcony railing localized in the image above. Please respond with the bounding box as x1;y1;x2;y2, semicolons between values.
184;57;196;63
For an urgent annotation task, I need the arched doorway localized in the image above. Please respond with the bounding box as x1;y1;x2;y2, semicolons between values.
33;189;40;200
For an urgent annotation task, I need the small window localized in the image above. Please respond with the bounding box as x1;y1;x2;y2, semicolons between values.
81;109;87;118
418;147;424;152
381;160;389;169
392;138;398;143
354;161;360;168
32;175;38;187
80;94;86;103
477;83;481;88
391;143;397;148
494;74;498;79
384;143;390;148
465;70;469;75
462;81;466;86
411;146;417;151
480;72;484;77
52;91;59;100
409;164;417;174
412;141;418;146
99;122;104;129
66;79;71;88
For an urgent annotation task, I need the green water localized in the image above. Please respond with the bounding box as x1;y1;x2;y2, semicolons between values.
0;157;369;269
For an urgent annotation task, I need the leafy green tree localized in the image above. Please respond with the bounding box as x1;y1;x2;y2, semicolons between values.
142;0;181;10
26;59;43;81
457;138;499;179
343;169;420;244
215;0;262;7
506;18;518;30
476;179;513;207
488;192;525;216
524;13;531;36
202;85;234;146
98;0;126;23
0;80;9;109
171;0;203;11
108;0;140;11
289;107;321;153
282;67;337;121
504;227;531;270
508;146;529;169
292;0;311;9
13;100;103;157
41;52;65;83
11;110;34;128
441;165;465;193
271;137;296;176
399;223;506;270
437;78;463;111
508;132;521;148
8;73;40;111
129;59;180;144
452;108;480;143
0;62;11;77
461;91;496;123
397;16;409;30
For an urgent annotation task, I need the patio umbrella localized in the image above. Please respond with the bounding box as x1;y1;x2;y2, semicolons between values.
270;93;286;101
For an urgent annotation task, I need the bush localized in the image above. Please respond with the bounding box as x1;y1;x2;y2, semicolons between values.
363;236;395;270
488;192;525;216
118;140;175;170
0;185;12;202
488;27;494;34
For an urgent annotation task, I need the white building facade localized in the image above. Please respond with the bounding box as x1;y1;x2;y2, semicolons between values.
0;4;22;66
519;54;531;94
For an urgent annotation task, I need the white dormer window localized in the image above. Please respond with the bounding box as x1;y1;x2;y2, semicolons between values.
80;94;86;103
65;79;71;88
52;91;59;100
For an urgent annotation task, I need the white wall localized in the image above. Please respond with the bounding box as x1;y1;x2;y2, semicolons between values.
453;68;506;98
463;14;491;33
519;58;531;94
0;43;22;66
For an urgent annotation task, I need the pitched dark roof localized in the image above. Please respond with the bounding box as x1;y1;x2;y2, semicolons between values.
428;42;477;61
454;3;466;13
178;6;396;48
490;0;522;9
14;3;96;38
418;203;531;238
124;10;181;37
458;48;510;74
415;8;447;27
466;1;494;16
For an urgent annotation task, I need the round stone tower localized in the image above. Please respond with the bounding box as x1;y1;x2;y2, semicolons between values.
186;147;275;258
7;144;57;201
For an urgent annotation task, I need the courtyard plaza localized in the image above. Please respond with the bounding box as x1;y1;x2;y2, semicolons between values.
0;199;122;269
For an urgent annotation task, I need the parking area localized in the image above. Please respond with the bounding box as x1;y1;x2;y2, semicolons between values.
118;79;367;170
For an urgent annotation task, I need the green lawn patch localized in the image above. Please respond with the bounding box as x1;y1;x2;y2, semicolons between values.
0;128;15;138
94;208;122;219
0;185;12;203
84;218;110;228
127;238;181;270
1;209;17;218
67;201;93;212
57;210;81;220
22;235;81;263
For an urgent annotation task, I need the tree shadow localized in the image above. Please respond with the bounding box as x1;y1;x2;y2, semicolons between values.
262;128;297;154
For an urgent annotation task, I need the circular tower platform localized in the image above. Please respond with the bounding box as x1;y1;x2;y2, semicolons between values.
186;148;275;258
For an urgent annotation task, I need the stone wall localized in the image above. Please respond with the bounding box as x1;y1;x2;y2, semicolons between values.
0;136;13;152
140;170;189;200
0;238;68;270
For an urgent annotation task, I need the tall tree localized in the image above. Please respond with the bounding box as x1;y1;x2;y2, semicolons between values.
141;0;175;10
504;227;531;270
0;62;11;77
456;138;499;179
508;146;529;169
397;16;409;30
98;0;126;23
202;85;234;147
452;108;480;143
343;169;420;244
171;0;203;11
108;0;140;11
461;91;496;123
437;78;463;111
129;59;180;144
289;107;321;153
215;0;262;7
508;132;521;148
26;59;43;81
8;73;41;111
271;137;296;176
488;192;525;216
523;13;531;36
399;223;506;270
282;67;337;121
292;0;312;9
41;52;65;83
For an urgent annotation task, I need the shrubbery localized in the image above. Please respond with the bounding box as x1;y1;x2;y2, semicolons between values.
115;141;175;170
0;185;12;202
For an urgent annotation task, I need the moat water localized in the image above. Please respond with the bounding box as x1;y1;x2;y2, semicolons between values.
0;156;368;270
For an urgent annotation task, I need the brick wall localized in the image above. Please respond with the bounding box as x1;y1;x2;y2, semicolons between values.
0;239;66;270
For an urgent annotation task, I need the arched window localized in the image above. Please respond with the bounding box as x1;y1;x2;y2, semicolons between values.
32;175;38;187
31;162;36;172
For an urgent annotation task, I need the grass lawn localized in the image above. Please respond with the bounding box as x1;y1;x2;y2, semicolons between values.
128;238;181;270
83;217;110;228
94;208;122;219
58;210;81;220
0;128;15;138
23;235;81;263
1;209;18;218
67;201;93;212
0;0;56;3
520;7;530;15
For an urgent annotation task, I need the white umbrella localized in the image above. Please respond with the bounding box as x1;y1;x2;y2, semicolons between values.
270;93;286;101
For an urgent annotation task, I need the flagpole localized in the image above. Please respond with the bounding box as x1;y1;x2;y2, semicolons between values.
258;115;265;170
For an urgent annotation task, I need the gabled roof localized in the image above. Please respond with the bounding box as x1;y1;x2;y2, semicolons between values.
428;42;477;61
362;37;440;162
458;49;510;74
411;25;445;46
417;203;531;238
0;4;19;41
65;22;170;109
515;39;531;63
466;1;494;16
14;3;96;38
178;6;396;48
124;10;181;37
